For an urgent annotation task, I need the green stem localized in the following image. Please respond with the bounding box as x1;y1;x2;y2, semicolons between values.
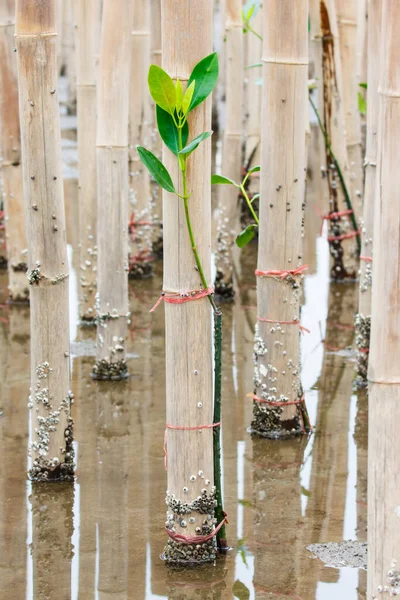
245;22;263;41
213;309;227;549
240;184;259;225
309;95;361;254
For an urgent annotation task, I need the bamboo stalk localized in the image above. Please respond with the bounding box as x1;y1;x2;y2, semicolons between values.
368;0;398;385
62;0;76;114
128;0;154;279
149;0;163;254
319;0;360;280
356;0;368;155
336;0;364;210
214;0;243;300
252;0;311;438
73;0;98;323
244;5;262;173
355;0;381;383
0;1;28;303
92;0;133;381
161;0;217;564
15;0;74;481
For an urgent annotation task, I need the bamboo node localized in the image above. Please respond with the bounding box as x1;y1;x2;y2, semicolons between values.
15;32;57;39
131;30;150;36
261;57;308;66
257;316;310;335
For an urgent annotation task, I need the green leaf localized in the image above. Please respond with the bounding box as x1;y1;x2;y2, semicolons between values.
359;82;368;89
236;224;257;248
175;79;183;113
137;146;176;193
211;174;239;186
179;131;213;156
243;0;260;21
238;499;254;508
358;92;367;115
248;165;260;174
148;65;176;115
156;106;189;155
182;81;195;115
187;52;219;112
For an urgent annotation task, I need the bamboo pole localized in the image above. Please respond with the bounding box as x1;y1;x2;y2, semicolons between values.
0;1;28;303
214;0;243;300
92;0;132;381
15;0;74;481
252;0;310;437
368;0;398;386
244;6;262;174
128;0;154;279
356;0;368;155
336;0;363;211
62;0;76;114
149;0;163;255
319;0;360;280
73;0;98;323
355;0;381;383
161;0;217;564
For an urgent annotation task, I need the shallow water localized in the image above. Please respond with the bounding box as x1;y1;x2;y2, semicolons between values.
0;95;367;600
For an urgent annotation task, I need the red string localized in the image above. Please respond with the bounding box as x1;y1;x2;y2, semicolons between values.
358;347;370;354
327;229;361;242
150;287;214;313
164;422;220;470
257;317;310;335
255;265;308;279
249;393;305;408
129;212;155;240
360;255;373;262
318;209;354;235
326;320;355;331
165;512;228;545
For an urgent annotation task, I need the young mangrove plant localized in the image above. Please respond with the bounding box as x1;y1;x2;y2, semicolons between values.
15;0;74;481
0;0;29;303
250;0;311;438
355;0;381;385
214;0;244;301
138;28;227;562
92;0;133;381
74;0;99;324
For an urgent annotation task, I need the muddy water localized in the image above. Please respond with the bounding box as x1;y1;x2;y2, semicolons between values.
0;103;367;600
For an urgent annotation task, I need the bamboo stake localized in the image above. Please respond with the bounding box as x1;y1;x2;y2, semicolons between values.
356;0;368;155
15;0;74;481
161;0;217;564
149;0;163;254
214;0;243;300
319;0;360;280
0;1;28;303
252;0;311;437
336;0;364;211
128;0;154;279
355;0;381;383
62;0;76;114
92;0;133;381
244;5;262;174
73;0;98;323
368;0;399;386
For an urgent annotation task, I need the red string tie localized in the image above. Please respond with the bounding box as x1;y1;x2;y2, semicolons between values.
358;347;370;354
360;255;373;262
129;212;155;240
165;511;228;545
164;422;221;470
327;229;361;243
150;287;214;313
257;317;310;335
255;265;308;279
319;209;354;235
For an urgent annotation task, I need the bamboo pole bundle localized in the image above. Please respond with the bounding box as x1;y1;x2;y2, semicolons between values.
31;483;74;598
318;0;360;281
128;0;154;279
73;0;98;323
0;1;28;303
92;0;133;381
252;0;311;438
161;0;218;564
15;0;74;481
214;0;243;300
336;0;364;209
355;0;381;383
